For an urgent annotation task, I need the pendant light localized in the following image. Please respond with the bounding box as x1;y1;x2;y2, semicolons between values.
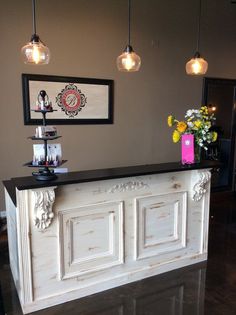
117;0;141;72
186;0;208;75
21;0;50;65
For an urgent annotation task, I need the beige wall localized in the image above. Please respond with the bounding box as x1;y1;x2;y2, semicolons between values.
0;0;236;210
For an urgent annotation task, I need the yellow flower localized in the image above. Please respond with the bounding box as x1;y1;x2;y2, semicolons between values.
200;106;208;114
167;115;174;127
212;131;218;142
177;121;187;133
194;120;202;129
172;130;181;143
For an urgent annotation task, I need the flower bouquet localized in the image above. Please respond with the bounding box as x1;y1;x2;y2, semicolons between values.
167;106;217;163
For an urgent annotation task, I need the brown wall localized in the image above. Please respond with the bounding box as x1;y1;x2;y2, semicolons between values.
0;0;236;210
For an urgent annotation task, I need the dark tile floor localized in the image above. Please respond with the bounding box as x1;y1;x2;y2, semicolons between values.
1;191;236;315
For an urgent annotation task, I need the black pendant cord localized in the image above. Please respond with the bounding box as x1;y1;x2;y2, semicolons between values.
32;0;37;35
196;0;202;52
128;0;131;46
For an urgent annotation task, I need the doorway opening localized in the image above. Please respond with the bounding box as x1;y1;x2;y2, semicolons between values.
203;77;236;191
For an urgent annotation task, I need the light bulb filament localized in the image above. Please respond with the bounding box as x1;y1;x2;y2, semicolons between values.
192;60;202;74
122;54;135;71
117;49;141;72
32;45;40;64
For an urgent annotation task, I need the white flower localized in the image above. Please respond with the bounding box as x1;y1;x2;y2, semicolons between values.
187;122;194;128
185;110;193;117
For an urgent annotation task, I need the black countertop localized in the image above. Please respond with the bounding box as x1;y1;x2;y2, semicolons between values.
3;160;220;207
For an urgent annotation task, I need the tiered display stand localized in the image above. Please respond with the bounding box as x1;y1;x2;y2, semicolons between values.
24;109;67;181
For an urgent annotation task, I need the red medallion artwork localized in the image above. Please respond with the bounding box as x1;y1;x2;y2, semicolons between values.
56;84;87;118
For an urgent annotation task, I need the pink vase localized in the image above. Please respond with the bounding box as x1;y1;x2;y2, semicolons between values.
181;134;194;164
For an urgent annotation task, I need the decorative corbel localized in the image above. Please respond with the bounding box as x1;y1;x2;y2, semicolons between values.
32;187;57;230
192;171;211;202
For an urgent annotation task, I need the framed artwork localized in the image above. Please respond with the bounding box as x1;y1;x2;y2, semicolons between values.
22;73;114;125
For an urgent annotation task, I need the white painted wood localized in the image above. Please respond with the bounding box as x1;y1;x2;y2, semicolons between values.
107;180;148;193
135;191;187;260
58;201;124;279
15;189;33;306
4;189;19;290
31;187;57;230
192;170;211;202
4;168;212;314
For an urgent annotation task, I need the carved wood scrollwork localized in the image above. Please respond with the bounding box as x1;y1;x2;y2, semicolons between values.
32;187;57;230
192;171;211;202
107;181;148;193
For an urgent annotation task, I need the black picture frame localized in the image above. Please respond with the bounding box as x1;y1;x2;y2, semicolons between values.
22;73;114;125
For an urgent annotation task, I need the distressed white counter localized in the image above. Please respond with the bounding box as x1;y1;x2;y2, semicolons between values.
3;161;217;313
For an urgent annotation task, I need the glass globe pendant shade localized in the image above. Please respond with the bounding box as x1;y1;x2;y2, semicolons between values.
117;45;141;72
185;52;208;75
21;34;50;65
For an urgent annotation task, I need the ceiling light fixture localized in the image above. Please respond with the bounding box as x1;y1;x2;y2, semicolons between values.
117;0;141;72
21;0;50;65
186;0;208;75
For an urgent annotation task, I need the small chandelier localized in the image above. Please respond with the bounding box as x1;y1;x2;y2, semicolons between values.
186;52;208;75
185;0;208;75
117;0;141;72
21;0;50;65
